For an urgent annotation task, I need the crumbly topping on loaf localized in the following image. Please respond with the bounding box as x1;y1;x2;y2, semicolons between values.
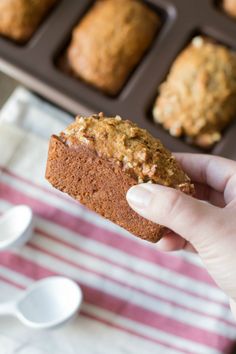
61;113;193;191
153;36;236;148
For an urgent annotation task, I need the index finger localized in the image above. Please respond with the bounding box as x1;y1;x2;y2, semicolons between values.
175;153;236;202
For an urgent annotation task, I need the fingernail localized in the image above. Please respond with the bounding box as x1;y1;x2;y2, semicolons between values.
126;185;153;209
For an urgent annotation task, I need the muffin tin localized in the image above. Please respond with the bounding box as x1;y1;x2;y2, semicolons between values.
0;0;236;158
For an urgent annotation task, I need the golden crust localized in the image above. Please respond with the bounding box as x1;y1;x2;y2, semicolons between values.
0;0;57;42
67;0;159;95
153;36;236;148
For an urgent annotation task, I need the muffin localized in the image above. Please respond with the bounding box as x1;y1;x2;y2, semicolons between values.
46;113;194;243
223;0;236;18
66;0;159;95
153;36;236;148
0;0;57;42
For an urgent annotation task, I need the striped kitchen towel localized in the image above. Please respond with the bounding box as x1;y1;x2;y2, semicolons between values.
0;87;235;354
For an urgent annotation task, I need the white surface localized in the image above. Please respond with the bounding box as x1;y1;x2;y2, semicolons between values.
0;205;33;251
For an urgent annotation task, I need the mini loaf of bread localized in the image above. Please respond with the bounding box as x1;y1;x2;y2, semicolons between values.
46;113;194;243
0;0;57;42
153;36;236;148
223;0;236;18
66;0;159;95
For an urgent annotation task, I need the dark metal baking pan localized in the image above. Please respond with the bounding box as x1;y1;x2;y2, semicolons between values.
0;0;236;159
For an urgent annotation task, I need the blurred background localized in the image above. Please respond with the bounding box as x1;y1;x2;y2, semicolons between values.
0;1;236;354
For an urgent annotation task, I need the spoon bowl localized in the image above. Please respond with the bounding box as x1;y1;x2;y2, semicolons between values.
0;276;83;329
0;205;34;251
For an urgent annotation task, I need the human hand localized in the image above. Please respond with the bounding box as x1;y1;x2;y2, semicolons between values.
126;153;236;317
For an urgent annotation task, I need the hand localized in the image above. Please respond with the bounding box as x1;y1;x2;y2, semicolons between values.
126;153;236;317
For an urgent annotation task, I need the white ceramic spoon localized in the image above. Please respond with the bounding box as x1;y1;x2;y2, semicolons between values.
0;276;83;329
0;205;34;251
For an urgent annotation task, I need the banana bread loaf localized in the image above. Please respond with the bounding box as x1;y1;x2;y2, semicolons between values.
66;0;159;95
223;0;236;18
153;36;236;148
0;0;57;42
46;113;194;243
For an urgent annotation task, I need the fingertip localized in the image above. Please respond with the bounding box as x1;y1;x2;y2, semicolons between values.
126;184;153;210
156;233;196;253
156;233;187;252
126;183;166;210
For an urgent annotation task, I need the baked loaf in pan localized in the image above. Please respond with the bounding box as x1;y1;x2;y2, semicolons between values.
66;0;159;95
153;36;236;149
46;113;194;243
223;0;236;18
0;0;57;42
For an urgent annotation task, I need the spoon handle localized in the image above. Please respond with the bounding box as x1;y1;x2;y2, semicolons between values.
0;300;16;316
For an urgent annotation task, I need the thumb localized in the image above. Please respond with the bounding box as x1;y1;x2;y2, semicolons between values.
126;183;223;248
